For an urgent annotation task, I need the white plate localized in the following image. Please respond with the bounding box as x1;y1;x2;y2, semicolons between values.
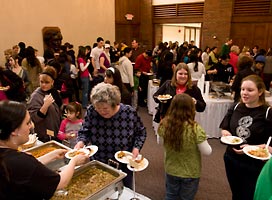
114;151;133;164
243;145;271;160
65;149;90;159
146;72;153;76
157;95;172;101
127;157;149;172
85;145;98;157
220;136;243;145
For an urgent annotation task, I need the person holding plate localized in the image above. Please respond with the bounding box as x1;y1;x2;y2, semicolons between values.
153;62;206;122
220;74;272;200
158;93;212;200
0;100;89;199
75;82;147;189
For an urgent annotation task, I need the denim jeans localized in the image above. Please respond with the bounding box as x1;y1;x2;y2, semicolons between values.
81;77;89;108
165;173;199;200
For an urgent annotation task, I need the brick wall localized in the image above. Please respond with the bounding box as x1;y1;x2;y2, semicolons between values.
140;0;153;50
202;0;233;49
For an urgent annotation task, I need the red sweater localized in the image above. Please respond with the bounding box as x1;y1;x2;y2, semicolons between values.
134;54;152;72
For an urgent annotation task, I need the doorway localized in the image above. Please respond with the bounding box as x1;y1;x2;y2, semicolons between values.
162;23;201;47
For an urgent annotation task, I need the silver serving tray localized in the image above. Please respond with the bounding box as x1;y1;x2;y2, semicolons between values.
25;140;71;171
210;81;231;97
53;160;127;200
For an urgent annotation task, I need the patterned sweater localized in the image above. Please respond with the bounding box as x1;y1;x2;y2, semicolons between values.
77;103;147;163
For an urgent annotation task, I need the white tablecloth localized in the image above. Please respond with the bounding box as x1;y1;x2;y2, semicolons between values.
109;187;151;200
194;96;234;138
152;94;272;141
147;80;159;115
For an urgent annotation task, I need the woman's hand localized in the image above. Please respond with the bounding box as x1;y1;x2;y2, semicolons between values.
70;154;89;166
132;147;140;159
221;130;232;137
232;144;248;154
37;149;67;165
50;149;67;159
43;93;55;107
232;148;244;154
74;141;85;149
192;97;197;104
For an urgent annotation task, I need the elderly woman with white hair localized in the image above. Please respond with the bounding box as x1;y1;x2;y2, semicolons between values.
75;82;147;189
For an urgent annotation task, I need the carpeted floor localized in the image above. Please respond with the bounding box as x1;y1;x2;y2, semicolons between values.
135;107;232;200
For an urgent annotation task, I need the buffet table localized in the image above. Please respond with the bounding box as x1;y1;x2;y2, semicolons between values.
109;187;151;200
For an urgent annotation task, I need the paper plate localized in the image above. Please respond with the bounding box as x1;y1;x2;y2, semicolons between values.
127;157;149;172
65;149;90;159
220;136;243;145
157;95;172;101
243;145;271;160
114;151;133;164
85;145;98;157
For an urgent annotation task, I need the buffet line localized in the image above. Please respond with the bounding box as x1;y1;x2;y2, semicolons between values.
19;139;150;200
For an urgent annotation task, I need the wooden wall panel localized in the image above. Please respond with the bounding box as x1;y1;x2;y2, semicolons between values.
115;0;140;24
230;23;272;50
115;24;140;44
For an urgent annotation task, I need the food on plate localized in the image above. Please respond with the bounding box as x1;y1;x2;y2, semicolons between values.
0;86;8;90
86;147;93;153
117;151;126;158
129;155;144;169
248;148;269;158
158;94;171;100
51;168;116;200
231;138;241;144
68;150;87;157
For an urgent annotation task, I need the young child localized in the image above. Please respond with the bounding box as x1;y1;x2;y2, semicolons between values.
132;69;141;110
57;102;83;148
158;93;212;200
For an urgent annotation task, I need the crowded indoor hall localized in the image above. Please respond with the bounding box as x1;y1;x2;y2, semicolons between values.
1;0;272;199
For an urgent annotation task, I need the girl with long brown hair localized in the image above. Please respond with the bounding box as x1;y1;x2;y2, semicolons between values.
158;93;211;200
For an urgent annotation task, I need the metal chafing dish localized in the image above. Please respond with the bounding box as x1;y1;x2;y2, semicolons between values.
210;81;231;98
51;160;127;200
24;140;71;171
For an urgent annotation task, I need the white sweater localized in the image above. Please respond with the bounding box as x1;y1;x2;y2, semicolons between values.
117;56;134;87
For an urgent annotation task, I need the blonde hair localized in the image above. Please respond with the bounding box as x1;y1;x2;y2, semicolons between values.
230;45;240;54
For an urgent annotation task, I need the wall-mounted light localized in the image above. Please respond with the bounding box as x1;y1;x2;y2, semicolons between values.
213;35;217;39
125;13;134;21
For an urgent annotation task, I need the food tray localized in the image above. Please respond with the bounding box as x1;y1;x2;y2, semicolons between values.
25;140;71;171
51;160;127;200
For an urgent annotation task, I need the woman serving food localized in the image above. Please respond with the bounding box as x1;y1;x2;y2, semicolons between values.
0;101;89;199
